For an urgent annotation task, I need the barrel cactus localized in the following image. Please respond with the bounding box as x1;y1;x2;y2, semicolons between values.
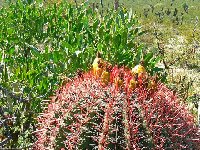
33;65;200;149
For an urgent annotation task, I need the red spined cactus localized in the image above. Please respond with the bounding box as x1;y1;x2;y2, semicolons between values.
33;66;200;149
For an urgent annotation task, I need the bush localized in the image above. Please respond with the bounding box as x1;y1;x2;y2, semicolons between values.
33;66;199;149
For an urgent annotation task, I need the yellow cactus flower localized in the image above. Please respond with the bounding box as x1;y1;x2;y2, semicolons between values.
114;77;123;87
131;64;146;74
94;66;103;78
132;61;148;84
129;78;137;89
101;70;110;85
92;52;103;78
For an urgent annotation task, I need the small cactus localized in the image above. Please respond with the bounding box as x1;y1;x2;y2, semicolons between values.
33;65;200;149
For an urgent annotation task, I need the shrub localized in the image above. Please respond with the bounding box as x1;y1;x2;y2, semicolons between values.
33;66;199;149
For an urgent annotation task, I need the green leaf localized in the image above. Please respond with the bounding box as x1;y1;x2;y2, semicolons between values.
134;45;143;65
113;34;121;48
106;18;113;29
8;47;15;55
150;57;161;68
30;78;34;87
119;10;125;23
121;29;128;46
53;51;60;63
74;22;83;32
93;19;99;32
7;28;14;35
82;16;89;28
27;69;37;76
104;34;111;45
98;26;104;38
144;52;153;63
15;67;20;76
26;44;40;57
97;43;103;51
